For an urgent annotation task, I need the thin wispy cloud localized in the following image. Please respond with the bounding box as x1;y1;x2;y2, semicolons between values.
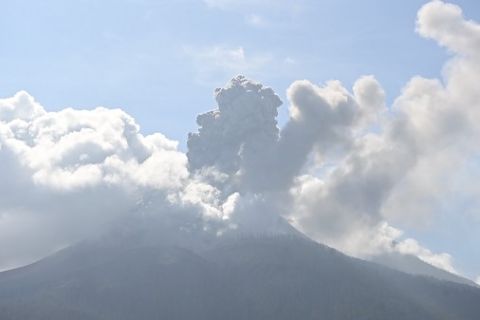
203;0;305;29
203;0;278;9
245;14;269;28
183;45;273;83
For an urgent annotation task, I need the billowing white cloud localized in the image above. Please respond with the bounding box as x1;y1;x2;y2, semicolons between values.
417;0;480;57
0;92;190;270
0;91;45;122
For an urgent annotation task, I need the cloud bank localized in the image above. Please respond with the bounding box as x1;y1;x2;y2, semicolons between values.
0;91;190;269
1;1;479;277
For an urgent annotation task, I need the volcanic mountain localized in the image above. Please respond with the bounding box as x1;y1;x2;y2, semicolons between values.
0;216;479;320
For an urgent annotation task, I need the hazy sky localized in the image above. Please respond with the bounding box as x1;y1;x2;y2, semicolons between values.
1;0;479;280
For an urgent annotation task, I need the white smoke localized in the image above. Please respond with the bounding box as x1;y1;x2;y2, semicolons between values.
288;0;480;273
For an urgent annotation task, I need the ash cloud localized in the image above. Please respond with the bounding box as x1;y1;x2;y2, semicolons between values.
187;75;282;193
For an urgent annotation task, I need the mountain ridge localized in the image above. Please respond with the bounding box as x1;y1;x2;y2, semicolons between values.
1;231;479;320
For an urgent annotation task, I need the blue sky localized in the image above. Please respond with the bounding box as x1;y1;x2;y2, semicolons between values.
1;0;479;279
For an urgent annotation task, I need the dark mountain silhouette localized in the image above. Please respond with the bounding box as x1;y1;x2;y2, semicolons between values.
0;225;479;320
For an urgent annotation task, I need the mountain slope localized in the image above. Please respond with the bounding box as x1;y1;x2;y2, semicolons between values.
371;252;477;287
0;234;479;320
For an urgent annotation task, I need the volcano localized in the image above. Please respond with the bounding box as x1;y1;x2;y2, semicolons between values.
0;220;479;320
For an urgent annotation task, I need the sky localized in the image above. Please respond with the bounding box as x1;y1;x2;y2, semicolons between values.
2;0;479;143
1;0;480;281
